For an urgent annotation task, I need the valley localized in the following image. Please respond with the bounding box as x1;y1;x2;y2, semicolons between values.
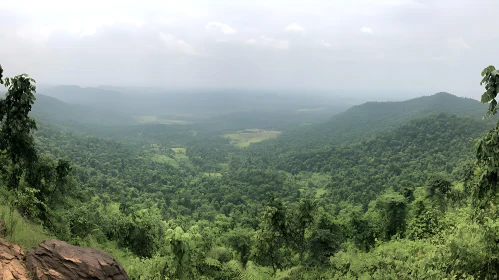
2;65;499;279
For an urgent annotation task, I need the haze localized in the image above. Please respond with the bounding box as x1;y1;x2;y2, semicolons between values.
1;0;497;98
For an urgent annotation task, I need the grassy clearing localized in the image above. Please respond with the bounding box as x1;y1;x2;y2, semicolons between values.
225;129;281;148
0;200;52;249
171;148;186;155
151;154;179;168
203;172;223;177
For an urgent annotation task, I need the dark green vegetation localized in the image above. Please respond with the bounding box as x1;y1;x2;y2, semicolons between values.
3;62;499;279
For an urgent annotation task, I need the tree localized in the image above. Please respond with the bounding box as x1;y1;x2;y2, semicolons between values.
253;194;290;274
293;198;316;262
350;211;375;251
480;65;499;116
376;191;407;240
162;227;199;280
408;200;441;240
475;65;499;208
226;228;252;268
0;68;38;191
309;212;344;264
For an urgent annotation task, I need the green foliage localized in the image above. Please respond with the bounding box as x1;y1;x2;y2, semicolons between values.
3;63;499;279
375;190;407;240
0;195;52;248
308;213;344;265
407;200;441;240
0;72;38;190
475;65;499;210
254;195;291;274
163;226;201;280
480;65;499;116
226;228;253;268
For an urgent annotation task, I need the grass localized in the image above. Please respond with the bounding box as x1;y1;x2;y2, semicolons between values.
171;148;186;155
151;154;179;168
203;172;223;177
224;129;281;148
0;200;52;249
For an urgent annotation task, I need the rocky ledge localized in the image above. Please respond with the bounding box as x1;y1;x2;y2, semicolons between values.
0;238;129;280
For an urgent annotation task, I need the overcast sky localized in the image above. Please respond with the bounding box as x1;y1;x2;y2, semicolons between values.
0;0;497;98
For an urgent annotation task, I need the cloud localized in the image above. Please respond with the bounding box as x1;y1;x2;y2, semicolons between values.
372;0;415;6
360;26;373;34
285;23;305;32
448;37;471;50
159;33;197;55
206;22;237;34
246;38;257;45
246;36;289;50
319;40;332;48
15;25;52;42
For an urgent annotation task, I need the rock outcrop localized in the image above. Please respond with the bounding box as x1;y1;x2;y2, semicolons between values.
25;239;129;280
0;237;129;280
0;238;30;280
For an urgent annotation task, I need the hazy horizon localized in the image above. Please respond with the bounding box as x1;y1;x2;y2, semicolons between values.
2;0;497;100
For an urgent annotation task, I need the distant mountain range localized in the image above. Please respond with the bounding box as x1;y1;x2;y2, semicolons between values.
31;94;132;127
250;92;490;153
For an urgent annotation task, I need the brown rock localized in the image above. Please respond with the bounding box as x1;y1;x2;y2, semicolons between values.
26;239;129;280
0;238;30;280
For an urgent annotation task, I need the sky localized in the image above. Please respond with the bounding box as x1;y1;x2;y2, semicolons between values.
0;0;498;98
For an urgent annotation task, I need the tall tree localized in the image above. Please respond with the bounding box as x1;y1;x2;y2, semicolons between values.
294;198;316;262
254;194;290;274
0;67;38;191
475;65;499;207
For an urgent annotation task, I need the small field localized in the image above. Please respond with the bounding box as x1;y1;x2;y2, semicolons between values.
171;148;186;155
224;129;281;148
151;154;179;167
203;172;223;177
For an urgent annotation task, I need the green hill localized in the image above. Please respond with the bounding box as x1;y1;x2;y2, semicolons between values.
38;85;123;105
252;92;488;153
31;94;133;127
268;113;491;204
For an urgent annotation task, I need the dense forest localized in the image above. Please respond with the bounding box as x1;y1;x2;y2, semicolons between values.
3;63;499;279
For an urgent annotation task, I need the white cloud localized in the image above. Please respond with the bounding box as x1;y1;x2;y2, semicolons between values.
448;37;471;50
370;0;415;6
159;33;198;55
285;23;305;32
16;26;52;42
246;38;257;45
360;26;373;34
206;22;237;34
246;36;289;50
319;40;332;48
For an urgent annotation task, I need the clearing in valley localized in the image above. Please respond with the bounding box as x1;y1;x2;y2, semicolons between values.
224;129;281;148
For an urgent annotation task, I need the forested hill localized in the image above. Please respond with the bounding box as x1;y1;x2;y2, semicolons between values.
258;92;486;152
253;113;491;204
31;94;133;126
38;85;123;107
6;62;499;279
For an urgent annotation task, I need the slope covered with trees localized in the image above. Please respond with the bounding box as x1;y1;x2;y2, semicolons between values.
260;92;488;154
3;63;499;279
